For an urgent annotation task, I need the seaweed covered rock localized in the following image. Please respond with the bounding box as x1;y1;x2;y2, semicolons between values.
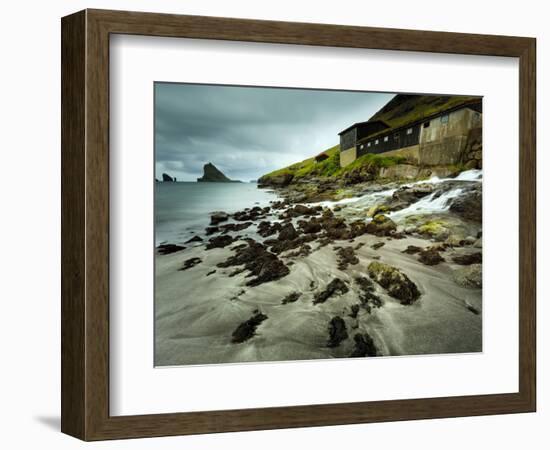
313;278;349;305
156;244;185;255
349;333;378;357
179;257;202;271
365;214;397;236
453;263;482;288
217;240;290;286
418;248;445;266
206;234;235;249
336;246;359;270
367;261;420;305
327;316;348;347
452;252;482;265
231;312;268;343
281;292;302;305
209;211;229;225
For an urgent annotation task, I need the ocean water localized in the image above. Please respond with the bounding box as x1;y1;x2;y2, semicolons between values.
155;182;279;245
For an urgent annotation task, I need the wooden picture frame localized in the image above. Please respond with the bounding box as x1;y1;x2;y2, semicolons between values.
61;9;536;441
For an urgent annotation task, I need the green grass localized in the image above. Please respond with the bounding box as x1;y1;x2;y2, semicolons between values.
334;153;407;176
260;145;407;183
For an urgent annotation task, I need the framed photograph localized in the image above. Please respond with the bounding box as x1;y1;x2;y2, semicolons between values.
61;9;536;440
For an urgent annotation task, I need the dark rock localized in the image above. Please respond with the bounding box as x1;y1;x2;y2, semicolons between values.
220;222;253;233
391;183;434;205
297;218;322;234
327;316;348;347
336;247;359;270
371;242;385;250
156;244;185;255
258;172;294;187
286;244;312;258
313;278;349;305
205;226;220;235
453;264;482;288
197;162;238;183
185;235;203;244
349;304;360;319
452;252;482;265
179;257;202;271
449;187;482;222
231;312;268;343
467;304;480;315
367;261;420;305
355;276;383;312
402;245;423;254
282;292;302;305
217;240;290;286
162;173;174;182
280;204;322;219
349;333;378;357
418;248;445;266
365;214;397;236
206;270;216;276
233;206;265;222
257;221;282;238
210;211;229;225
206;235;235;249
278;223;299;241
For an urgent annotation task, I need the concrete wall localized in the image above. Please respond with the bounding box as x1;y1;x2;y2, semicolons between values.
340;146;357;167
418;107;482;166
339;106;482;168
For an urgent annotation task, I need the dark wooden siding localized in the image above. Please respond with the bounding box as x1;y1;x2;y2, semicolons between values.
357;123;421;157
356;121;389;140
340;128;357;150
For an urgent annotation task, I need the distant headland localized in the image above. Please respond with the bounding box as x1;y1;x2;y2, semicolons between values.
197;163;241;183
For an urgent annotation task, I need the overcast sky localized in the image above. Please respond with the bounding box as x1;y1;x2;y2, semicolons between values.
155;83;394;182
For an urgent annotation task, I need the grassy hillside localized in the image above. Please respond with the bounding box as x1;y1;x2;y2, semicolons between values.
260;144;406;183
259;94;479;185
369;94;480;136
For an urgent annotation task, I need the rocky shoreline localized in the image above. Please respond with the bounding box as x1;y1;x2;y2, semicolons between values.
155;170;483;366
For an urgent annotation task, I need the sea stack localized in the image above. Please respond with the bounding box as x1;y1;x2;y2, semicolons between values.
162;173;176;182
197;163;240;182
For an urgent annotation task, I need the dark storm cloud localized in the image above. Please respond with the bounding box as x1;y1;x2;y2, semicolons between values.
155;83;394;181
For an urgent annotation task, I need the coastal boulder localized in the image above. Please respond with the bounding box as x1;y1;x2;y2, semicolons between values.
210;211;229;225
217;240;290;286
349;333;378;357
449;187;482;222
418;248;445;266
365;214;397;236
367;261;421;305
453;263;482;288
327;316;349;347
313;278;349;304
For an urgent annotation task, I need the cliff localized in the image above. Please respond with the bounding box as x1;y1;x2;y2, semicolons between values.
197;163;240;182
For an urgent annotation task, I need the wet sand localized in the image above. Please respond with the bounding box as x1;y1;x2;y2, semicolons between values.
155;232;482;366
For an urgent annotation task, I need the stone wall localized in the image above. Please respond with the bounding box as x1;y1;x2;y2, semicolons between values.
462;127;483;169
340;146;357;167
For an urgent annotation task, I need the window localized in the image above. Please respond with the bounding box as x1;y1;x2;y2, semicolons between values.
394;133;399;140
423;121;430;128
359;144;364;150
406;127;413;135
384;136;389;142
441;114;449;124
367;142;371;147
375;139;379;145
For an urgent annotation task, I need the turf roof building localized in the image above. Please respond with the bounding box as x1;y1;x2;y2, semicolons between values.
339;95;483;167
